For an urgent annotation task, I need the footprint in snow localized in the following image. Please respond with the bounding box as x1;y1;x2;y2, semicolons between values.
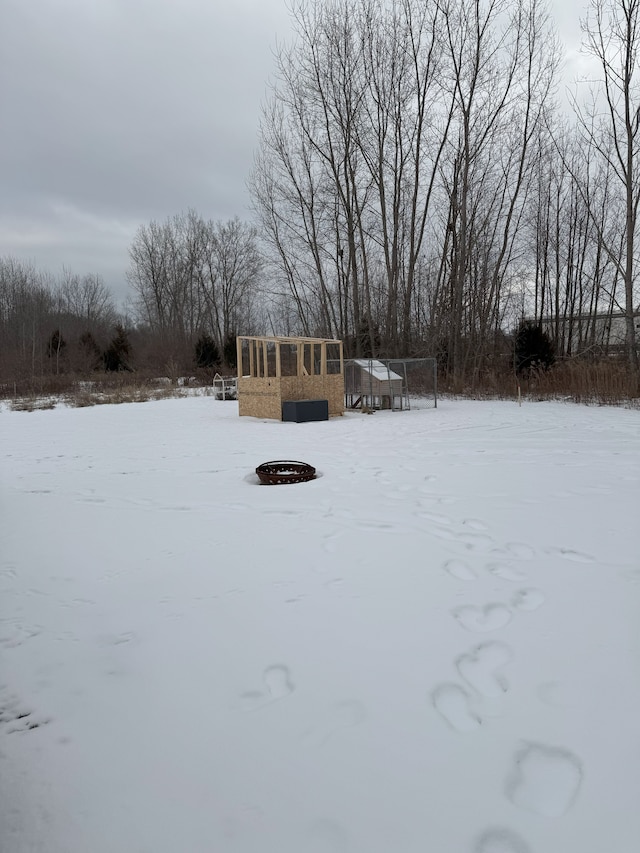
456;642;513;698
304;818;349;852
432;683;481;732
505;742;583;818
473;827;532;853
443;559;477;581
452;603;511;633
486;562;527;582
263;664;294;699
239;664;295;711
511;588;545;612
458;532;494;551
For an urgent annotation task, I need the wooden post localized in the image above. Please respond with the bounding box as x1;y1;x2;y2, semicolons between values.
263;340;269;377
275;342;281;378
236;337;243;377
320;342;327;376
248;338;255;378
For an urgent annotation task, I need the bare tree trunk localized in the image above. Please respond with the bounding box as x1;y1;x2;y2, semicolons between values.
573;0;640;375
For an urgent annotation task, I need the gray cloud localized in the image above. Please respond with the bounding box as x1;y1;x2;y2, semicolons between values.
0;0;292;303
0;0;593;306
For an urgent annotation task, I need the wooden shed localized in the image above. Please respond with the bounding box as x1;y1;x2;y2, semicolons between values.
236;335;345;420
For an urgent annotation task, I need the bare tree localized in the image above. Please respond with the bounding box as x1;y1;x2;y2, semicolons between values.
435;0;559;376
250;0;456;355
127;210;207;362
57;270;117;328
0;258;54;379
0;258;121;381
573;0;640;372
128;212;262;367
197;217;263;347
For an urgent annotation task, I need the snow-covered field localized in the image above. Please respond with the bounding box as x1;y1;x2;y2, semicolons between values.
1;396;638;853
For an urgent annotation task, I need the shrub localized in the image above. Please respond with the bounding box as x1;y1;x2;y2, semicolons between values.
78;331;103;373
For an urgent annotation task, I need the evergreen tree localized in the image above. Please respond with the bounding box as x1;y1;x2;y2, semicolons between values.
356;322;381;358
514;321;555;375
223;333;237;370
47;329;66;358
194;334;220;369
103;325;132;371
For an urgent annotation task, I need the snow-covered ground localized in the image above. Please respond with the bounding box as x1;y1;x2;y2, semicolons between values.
1;396;638;853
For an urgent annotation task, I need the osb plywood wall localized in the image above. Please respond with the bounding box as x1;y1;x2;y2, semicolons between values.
237;377;283;420
238;374;345;420
278;375;344;417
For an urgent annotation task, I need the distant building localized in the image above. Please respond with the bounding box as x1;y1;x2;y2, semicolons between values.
539;311;640;356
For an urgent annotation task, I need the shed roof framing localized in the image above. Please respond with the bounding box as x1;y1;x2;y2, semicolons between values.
236;335;343;380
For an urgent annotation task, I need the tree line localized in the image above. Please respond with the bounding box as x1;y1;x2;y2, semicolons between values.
0;213;263;384
251;0;639;377
2;0;639;390
0;258;126;383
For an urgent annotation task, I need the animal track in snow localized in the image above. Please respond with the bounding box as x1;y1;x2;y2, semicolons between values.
547;547;594;564
486;562;527;582
322;529;346;555
263;508;304;517
353;519;396;532
473;827;532;853
453;603;511;633
456;642;512;698
324;577;346;597
0;696;50;733
432;683;481;732
493;542;536;560
443;559;477;581
536;681;573;708
0;565;18;579
415;510;453;526
463;518;489;532
319;700;366;745
511;588;545;612
505;742;583;817
302;700;366;747
430;525;459;541
305;818;349;851
458;532;494;551
0;623;42;648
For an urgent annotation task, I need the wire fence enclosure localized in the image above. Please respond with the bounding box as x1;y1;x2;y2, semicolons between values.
328;358;437;411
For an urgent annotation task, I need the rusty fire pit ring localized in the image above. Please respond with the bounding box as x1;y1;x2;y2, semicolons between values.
255;460;316;485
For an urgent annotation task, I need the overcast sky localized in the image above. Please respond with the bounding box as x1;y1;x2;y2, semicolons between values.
1;0;591;306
